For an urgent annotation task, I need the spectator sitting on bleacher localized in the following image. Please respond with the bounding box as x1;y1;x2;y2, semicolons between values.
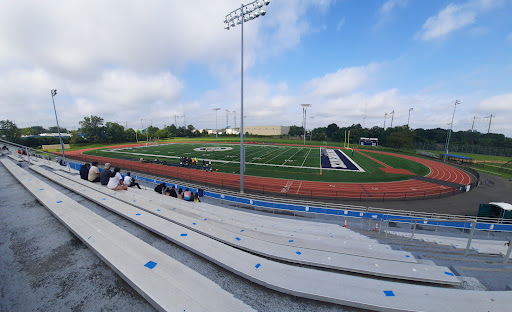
100;163;112;185
194;192;200;202
177;188;184;199
183;188;192;201
154;182;168;194
123;172;141;189
88;161;101;182
168;185;177;198
107;168;128;190
80;163;90;180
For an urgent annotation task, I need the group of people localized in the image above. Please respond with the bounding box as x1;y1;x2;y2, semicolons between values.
79;162;141;191
154;183;201;202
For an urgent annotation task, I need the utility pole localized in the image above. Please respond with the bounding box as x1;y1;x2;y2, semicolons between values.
363;102;367;129
485;114;494;134
471;116;478;132
301;104;312;145
213;108;220;141
407;108;414;127
233;110;237;131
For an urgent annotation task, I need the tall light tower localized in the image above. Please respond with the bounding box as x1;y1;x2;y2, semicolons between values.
213;108;220;141
301;104;312;145
224;0;270;194
407;108;414;127
444;100;461;161
50;89;66;160
390;110;395;128
225;109;230;130
384;112;388;129
309;116;314;141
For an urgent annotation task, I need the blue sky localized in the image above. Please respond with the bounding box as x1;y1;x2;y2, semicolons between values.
1;0;511;136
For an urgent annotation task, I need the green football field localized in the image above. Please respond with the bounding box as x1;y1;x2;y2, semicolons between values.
84;143;430;182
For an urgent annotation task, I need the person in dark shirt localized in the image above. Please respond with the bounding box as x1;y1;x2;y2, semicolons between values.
100;163;112;185
79;163;90;180
168;185;177;198
154;182;168;194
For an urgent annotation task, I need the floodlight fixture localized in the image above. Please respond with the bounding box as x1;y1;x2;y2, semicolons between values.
224;0;271;193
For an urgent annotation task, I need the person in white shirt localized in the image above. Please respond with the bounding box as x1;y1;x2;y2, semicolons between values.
123;172;141;189
107;168;127;190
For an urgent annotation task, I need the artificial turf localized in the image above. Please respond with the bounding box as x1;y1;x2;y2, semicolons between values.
84;142;429;183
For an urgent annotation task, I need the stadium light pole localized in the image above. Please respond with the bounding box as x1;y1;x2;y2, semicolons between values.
213;108;220;141
309;116;314;141
444;100;460;161
51;89;66;160
301;104;312;145
224;0;270;194
407;108;414;127
390;110;395;128
384;112;388;129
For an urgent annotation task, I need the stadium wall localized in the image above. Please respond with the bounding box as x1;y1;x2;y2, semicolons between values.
244;126;290;136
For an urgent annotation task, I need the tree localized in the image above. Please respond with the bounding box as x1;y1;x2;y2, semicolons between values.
70;131;86;144
125;128;137;142
0;120;21;142
326;123;339;138
47;126;68;133
288;125;304;136
20;127;38;136
79;115;105;142
30;126;45;134
105;122;125;143
386;126;415;151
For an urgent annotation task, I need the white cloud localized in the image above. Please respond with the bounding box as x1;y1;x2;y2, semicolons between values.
375;0;407;28
380;0;408;15
305;64;378;98
478;93;512;112
416;0;503;41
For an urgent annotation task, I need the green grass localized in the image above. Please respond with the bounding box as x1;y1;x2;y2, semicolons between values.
84;142;428;183
357;151;430;176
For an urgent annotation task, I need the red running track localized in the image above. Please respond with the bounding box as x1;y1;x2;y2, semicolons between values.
66;144;473;200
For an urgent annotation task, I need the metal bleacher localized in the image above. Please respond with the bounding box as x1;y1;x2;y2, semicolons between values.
2;148;511;311
1;159;254;312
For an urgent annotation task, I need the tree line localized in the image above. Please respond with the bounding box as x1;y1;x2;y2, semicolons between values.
2;117;511;150
289;123;512;151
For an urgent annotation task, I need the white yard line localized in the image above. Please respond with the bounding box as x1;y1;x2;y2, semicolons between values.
264;147;294;164
281;148;303;166
301;148;312;167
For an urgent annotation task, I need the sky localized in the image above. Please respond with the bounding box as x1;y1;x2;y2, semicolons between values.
0;0;511;137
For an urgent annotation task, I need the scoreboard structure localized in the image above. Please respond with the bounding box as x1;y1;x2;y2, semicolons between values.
359;137;378;147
